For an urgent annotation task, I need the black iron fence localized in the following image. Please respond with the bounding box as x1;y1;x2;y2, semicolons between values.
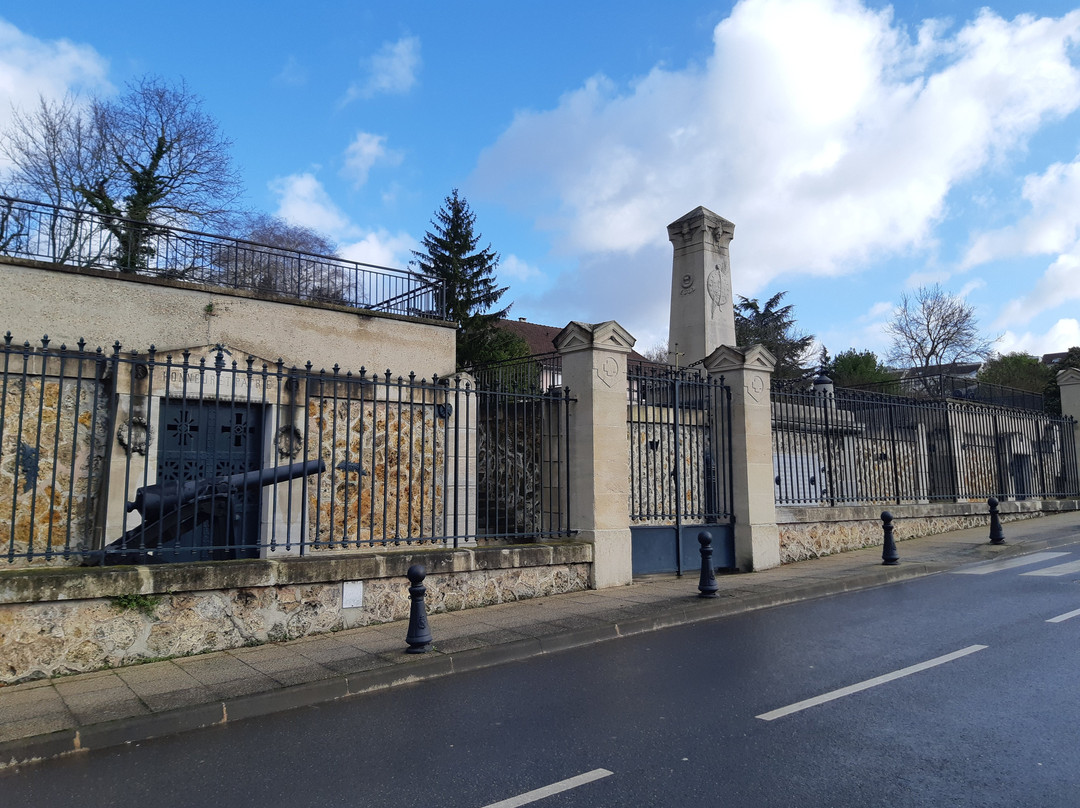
847;374;1045;412
0;195;445;319
772;383;1079;507
468;352;563;394
627;364;734;525
2;335;572;566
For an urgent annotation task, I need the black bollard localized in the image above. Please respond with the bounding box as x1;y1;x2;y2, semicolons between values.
404;564;432;654
698;531;719;598
988;497;1006;545
881;511;899;566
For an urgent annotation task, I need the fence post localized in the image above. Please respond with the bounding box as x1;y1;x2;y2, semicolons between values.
444;373;477;545
814;372;836;506
554;321;635;588
1056;369;1080;495
702;344;780;571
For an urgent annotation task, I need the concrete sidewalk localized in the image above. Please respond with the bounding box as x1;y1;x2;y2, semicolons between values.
4;511;1080;769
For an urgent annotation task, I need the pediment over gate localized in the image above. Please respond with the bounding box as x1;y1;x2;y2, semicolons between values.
1058;367;1080;385
553;320;635;354
701;343;777;375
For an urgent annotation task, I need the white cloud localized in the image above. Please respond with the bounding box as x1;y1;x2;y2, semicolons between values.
961;154;1080;330
964;156;1080;267
339;232;415;269
998;318;1080;356
269;171;414;268
957;278;985;299
992;250;1080;329
500;254;545;283
343;36;421;104
342;132;401;187
0;20;111;170
275;56;307;87
270;172;354;234
862;301;894;321
472;0;1080;336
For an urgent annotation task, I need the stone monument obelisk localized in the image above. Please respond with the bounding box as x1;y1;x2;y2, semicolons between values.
666;207;736;367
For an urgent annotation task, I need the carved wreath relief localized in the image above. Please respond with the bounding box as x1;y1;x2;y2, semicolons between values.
706;259;729;317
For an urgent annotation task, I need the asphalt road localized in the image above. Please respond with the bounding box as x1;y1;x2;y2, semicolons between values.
5;543;1080;807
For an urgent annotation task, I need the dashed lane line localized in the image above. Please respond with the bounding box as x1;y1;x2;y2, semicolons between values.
479;769;614;808
1022;559;1080;577
951;552;1070;575
1047;607;1080;623
756;645;988;721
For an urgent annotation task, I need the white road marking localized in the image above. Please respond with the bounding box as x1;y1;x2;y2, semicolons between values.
480;769;613;808
1047;608;1080;623
756;645;988;721
1022;559;1080;577
951;552;1069;575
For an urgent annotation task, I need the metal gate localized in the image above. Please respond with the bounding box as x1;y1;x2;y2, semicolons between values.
156;399;263;560
628;365;735;575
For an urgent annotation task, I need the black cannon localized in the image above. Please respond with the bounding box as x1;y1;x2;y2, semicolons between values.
101;458;325;564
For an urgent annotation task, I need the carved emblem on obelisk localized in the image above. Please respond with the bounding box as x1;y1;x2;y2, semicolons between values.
706;260;729;317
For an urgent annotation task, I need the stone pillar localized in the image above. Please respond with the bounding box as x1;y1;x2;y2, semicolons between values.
444;372;478;543
667;207;736;368
1056;368;1080;481
554;320;635;588
702;344;780;571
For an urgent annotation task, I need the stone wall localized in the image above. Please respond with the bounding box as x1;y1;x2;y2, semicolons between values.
0;541;591;683
627;408;710;524
777;499;1080;563
1;365;109;566
0;258;456;378
306;390;447;548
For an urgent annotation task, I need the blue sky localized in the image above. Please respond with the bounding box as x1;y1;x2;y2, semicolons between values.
2;0;1080;365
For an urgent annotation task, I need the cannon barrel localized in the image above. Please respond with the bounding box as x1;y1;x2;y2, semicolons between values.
126;458;326;523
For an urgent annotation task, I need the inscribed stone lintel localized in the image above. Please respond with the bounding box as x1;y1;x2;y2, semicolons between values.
120;343;302;404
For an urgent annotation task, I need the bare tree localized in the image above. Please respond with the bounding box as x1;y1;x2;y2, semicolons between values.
1;96;113;264
885;284;997;374
1;95;104;208
2;77;242;271
641;340;672;365
216;213;348;304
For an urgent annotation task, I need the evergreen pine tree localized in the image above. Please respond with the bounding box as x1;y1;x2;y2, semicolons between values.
734;291;815;380
411;189;524;368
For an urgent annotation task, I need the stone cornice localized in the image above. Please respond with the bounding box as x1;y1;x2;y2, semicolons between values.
1057;367;1080;385
701;343;777;374
667;206;735;249
554;320;635;354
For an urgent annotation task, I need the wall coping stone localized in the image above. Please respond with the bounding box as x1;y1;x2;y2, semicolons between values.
0;256;457;330
778;499;1080;525
0;541;593;605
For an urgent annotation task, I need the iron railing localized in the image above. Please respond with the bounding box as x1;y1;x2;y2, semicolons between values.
0;195;446;319
1;335;572;566
627;364;734;525
468;352;563;394
845;374;1045;412
772;384;1079;507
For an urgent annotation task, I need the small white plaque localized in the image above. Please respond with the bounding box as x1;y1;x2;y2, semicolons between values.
342;581;364;609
